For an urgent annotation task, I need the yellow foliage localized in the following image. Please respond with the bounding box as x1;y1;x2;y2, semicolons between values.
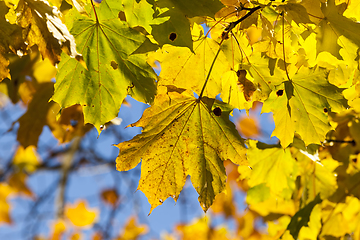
65;200;98;228
0;183;13;225
13;145;40;173
115;216;148;240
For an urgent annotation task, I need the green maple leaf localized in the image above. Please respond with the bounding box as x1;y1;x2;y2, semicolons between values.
263;67;347;147
115;87;247;213
52;0;157;131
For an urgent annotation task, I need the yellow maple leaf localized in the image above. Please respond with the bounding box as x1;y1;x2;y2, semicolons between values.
115;216;148;240
49;219;66;240
116;86;247;212
13;145;41;173
65;200;98;228
8;172;34;197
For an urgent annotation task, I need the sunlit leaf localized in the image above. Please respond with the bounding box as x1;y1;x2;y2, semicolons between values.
4;0;81;65
0;183;13;225
52;0;157;131
13;145;40;173
116;87;246;212
116;216;148;240
247;141;297;196
65;200;98;228
152;35;231;98
263;67;347;146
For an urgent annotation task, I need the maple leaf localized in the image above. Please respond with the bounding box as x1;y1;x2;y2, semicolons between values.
116;87;246;212
116;216;148;240
52;0;157;131
13;145;41;173
65;200;98;228
262;67;347;147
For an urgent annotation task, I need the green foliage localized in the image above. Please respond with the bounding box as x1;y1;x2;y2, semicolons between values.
2;0;360;238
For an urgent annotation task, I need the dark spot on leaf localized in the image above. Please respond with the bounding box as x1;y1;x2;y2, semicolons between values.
92;105;94;107
213;107;222;116
111;60;118;70
323;107;328;113
352;158;357;163
169;32;177;42
276;89;284;96
170;144;173;147
118;11;126;21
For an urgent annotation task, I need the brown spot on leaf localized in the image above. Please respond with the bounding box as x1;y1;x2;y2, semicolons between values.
276;89;284;96
324;107;328;113
169;32;177;42
237;70;256;101
118;11;126;21
111;61;118;70
213;107;222;116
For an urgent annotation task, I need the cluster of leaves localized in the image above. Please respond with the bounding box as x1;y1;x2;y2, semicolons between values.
2;0;360;238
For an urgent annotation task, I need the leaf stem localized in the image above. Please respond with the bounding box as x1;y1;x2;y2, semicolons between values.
90;0;99;23
199;38;224;99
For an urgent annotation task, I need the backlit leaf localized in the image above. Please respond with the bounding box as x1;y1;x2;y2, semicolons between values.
0;183;13;225
52;0;157;131
263;68;347;146
247;141;297;196
152;35;231;98
4;0;80;65
116;87;246;212
65;200;98;228
13;145;40;173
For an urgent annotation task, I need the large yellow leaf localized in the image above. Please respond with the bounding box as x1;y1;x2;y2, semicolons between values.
116;87;246;212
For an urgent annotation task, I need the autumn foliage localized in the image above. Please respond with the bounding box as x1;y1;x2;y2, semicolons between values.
1;0;360;239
